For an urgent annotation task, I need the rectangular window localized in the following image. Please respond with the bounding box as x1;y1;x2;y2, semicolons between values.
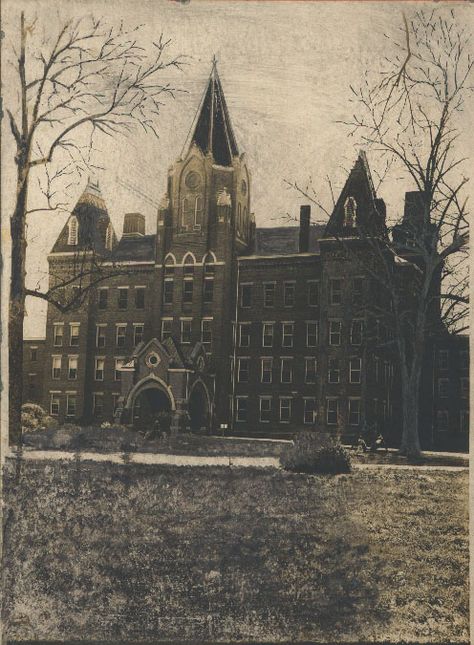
280;397;292;423
52;356;61;380
53;323;64;347
307;281;320;307
460;409;469;434
239;323;251;348
330;279;342;305
263;283;275;307
181;319;192;344
50;394;60;416
203;278;214;304
236;397;248;423
118;287;128;310
96;325;106;348
436;410;449;432
241;284;252;308
183;279;194;304
306;321;318;347
461;377;469;398
350;320;364;346
201;319;212;346
163;279;174;305
305;358;317;383
161;319;172;341
116;324;127;348
259;397;272;423
304;398;316;424
281;357;293;383
283;282;295;307
261;358;273;383
349;398;361;426
262;322;274;348
30;347;38;362
329;320;342;346
68;356;78;380
238;358;250;383
460;350;469;371
135;287;145;309
282;322;294;348
95;357;104;381
114;358;124;381
352;277;363;304
134;324;144;346
69;323;80;347
98;288;108;310
327;398;339;425
438;378;449;398
328;358;340;384
66;394;77;418
438;349;449;370
93;393;104;417
349;357;362;384
112;393;121;415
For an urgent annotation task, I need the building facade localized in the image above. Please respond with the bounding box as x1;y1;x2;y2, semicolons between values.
23;64;469;449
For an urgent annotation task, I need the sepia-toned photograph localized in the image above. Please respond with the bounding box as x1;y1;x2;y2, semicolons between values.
0;0;470;643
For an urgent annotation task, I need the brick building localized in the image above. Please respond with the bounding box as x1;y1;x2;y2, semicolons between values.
22;64;469;449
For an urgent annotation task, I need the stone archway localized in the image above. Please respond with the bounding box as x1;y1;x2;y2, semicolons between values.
132;384;172;430
188;381;210;434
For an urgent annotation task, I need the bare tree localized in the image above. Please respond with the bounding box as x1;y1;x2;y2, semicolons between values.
6;11;185;444
290;9;471;457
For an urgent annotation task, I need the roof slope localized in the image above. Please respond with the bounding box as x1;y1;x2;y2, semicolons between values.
254;225;326;256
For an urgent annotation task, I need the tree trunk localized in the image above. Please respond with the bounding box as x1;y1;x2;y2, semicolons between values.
399;373;422;459
9;174;29;446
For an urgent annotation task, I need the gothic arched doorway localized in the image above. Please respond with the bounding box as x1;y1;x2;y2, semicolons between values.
133;386;172;430
188;382;210;434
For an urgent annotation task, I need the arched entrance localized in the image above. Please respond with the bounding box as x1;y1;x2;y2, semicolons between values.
133;386;172;430
188;382;210;433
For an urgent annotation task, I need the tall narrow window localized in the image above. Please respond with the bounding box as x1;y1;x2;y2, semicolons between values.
282;322;294;348
183;279;194;304
118;288;128;310
114;358;124;381
263;283;275;307
133;324;144;346
281;358;293;383
305;358;317;383
52;356;61;380
306;321;318;347
95;357;105;381
239;323;251;348
262;323;274;348
436;410;449;432
349;399;361;426
438;349;449;370
50;394;60;416
183;254;195;275
161;319;173;341
203;278;214;303
349;357;362;384
201;319;212;346
66;395;77;418
69;323;80;347
68;356;78;380
304;398;316;424
98;288;108;310
236;397;248;423
329;320;342;346
352;278;363;304
283;282;295;307
327;398;339;425
181;319;192;344
241;284;252;308
328;358;340;384
330;279;342;305
163;279;174;305
261;358;273;383
307;281;319;306
350;320;363;346
259;397;272;423
344;196;357;227
237;358;250;383
116;324;127;348
194;196;203;229
95;325;106;348
280;398;292;423
53;323;64;347
93;393;104;417
67;215;78;245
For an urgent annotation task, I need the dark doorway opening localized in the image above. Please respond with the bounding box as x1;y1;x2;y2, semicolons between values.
133;387;171;430
188;383;209;434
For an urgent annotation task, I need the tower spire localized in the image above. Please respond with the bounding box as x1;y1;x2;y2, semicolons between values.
186;59;239;166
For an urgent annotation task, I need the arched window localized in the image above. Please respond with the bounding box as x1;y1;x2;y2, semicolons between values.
67;215;78;246
183;253;196;275
237;203;242;233
164;253;176;275
203;251;216;275
105;223;113;251
344;196;357;227
181;198;189;230
243;207;248;237
194;196;203;229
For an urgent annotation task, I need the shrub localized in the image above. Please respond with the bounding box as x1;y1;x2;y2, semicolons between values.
21;411;39;432
21;403;47;421
281;429;351;474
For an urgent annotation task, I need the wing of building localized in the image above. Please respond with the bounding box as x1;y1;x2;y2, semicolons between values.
23;63;469;450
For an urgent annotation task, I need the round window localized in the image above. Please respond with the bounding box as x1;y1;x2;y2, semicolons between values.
146;352;161;368
241;179;247;195
185;171;201;189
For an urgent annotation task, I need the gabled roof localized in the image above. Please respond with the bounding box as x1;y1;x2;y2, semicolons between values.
253;225;326;256
51;180;115;255
324;151;386;238
112;235;156;262
187;62;239;167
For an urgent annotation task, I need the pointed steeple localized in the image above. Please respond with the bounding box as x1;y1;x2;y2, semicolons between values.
188;59;239;166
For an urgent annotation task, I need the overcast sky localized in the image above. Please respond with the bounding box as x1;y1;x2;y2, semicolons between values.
2;0;473;337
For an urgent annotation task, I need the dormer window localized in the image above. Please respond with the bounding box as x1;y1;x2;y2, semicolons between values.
67;215;78;245
105;224;113;251
344;196;357;227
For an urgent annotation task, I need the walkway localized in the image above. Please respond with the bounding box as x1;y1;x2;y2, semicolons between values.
7;449;468;471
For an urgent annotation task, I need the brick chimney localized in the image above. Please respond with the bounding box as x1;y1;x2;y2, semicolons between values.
299;205;311;253
122;213;145;238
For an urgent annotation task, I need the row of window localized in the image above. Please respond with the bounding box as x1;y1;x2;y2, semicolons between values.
239;277;364;309
233;357;363;384
236;320;363;348
96;323;144;348
233;396;361;426
52;323;80;347
437;349;469;371
436;409;469;433
162;276;214;305
438;377;469;398
98;286;146;310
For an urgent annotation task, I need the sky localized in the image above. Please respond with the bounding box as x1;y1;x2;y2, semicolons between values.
2;0;473;337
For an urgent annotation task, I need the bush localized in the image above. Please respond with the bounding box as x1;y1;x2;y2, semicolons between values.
21;403;47;422
281;429;351;474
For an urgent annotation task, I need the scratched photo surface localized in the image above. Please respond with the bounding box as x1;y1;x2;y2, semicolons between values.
1;1;471;643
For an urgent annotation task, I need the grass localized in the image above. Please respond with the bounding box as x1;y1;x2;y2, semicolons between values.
2;459;468;643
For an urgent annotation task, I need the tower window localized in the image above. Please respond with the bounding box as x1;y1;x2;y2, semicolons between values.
344;196;357;227
105;224;113;250
67;215;78;245
194;196;203;229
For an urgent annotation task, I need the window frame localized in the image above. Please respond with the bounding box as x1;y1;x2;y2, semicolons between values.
282;322;294;348
349;357;362;384
262;322;274;348
259;396;272;423
329;320;342;346
279;397;292;423
306;321;318;347
280;357;293;384
261;357;273;384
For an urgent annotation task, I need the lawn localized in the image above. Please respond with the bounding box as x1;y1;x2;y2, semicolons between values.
2;458;468;643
